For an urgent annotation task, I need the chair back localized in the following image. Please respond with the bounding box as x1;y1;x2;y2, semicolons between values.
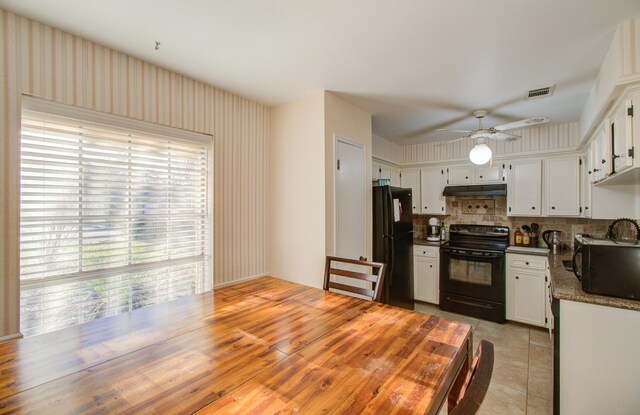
323;256;386;302
449;339;494;415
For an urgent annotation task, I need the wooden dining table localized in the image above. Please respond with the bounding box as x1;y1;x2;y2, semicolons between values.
0;277;472;414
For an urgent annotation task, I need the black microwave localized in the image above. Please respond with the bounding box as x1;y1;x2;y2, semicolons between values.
573;234;640;300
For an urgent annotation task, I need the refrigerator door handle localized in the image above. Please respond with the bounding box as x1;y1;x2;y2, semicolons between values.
385;235;394;286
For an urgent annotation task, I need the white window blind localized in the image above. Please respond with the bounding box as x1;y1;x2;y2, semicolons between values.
19;98;213;337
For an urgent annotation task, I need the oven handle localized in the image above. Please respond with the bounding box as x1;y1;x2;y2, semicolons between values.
445;296;495;309
441;248;502;259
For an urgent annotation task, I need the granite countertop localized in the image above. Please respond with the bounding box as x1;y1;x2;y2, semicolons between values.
548;251;640;312
413;238;447;247
505;246;550;256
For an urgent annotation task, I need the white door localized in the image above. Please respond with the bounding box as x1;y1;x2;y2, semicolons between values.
476;165;502;184
511;270;546;326
336;138;366;260
420;168;442;214
447;165;473;185
507;160;542;216
401;170;421;214
390;168;401;186
545;157;580;216
612;99;634;174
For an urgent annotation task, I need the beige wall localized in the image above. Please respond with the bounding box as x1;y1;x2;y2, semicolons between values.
0;10;270;338
324;92;373;260
269;92;326;288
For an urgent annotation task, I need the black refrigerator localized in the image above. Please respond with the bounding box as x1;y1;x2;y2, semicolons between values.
372;185;414;310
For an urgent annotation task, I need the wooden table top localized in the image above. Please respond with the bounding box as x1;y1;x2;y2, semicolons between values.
0;277;471;414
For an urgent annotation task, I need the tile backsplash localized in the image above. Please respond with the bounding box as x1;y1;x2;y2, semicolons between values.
413;196;622;248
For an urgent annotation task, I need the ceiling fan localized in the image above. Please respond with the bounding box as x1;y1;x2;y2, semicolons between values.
437;109;550;165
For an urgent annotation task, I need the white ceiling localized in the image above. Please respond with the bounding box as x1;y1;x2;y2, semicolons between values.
1;0;639;144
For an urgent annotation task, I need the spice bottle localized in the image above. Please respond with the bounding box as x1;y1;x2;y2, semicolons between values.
514;228;523;246
522;230;531;247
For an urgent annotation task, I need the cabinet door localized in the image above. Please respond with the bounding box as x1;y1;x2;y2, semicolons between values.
420;168;446;214
379;165;391;181
389;168;401;186
510;270;546;327
401;170;421;214
447;165;473;185
581;155;592;217
545;157;580;216
372;163;381;181
507;160;542;216
414;256;438;304
475;164;502;184
593;124;611;181
612;99;634;174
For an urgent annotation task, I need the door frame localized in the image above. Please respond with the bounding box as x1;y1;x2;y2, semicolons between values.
333;134;366;259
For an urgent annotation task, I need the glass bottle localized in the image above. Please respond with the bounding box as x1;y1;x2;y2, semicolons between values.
514;228;523;246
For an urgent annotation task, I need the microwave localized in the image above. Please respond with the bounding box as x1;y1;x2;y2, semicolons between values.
573;234;640;300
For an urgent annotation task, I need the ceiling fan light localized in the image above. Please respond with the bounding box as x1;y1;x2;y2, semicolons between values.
469;143;492;165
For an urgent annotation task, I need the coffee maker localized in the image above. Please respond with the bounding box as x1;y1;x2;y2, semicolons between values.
427;217;441;241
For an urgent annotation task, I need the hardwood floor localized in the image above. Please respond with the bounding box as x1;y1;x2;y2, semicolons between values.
0;277;471;414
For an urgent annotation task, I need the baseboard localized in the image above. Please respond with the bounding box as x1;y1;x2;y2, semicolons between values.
214;272;271;289
0;332;23;344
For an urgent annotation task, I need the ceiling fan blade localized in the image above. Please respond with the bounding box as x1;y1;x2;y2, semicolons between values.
434;129;474;133
435;136;468;146
494;117;550;131
488;132;520;142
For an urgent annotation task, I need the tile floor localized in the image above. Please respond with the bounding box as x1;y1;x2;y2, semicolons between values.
414;302;553;415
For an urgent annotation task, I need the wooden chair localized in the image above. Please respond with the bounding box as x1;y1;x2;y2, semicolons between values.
449;339;495;415
323;256;386;302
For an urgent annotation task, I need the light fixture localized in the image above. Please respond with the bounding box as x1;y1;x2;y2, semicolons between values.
469;139;492;165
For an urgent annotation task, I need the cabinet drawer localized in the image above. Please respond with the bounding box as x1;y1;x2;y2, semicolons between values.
509;255;546;270
414;246;438;258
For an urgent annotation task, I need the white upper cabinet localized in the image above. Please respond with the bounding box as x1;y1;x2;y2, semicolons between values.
592;125;609;182
581;153;592;217
544;157;581;216
611;98;634;174
507;160;542;216
447;165;473;185
373;161;400;186
400;170;421;214
475;164;503;184
420;167;447;214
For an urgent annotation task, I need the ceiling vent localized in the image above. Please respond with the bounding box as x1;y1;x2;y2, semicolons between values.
526;85;555;100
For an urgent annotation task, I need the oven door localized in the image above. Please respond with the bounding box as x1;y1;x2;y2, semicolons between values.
440;247;505;304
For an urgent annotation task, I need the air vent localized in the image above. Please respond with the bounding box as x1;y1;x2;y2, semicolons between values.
527;85;555;100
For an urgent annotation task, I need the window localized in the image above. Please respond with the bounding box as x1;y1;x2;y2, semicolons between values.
19;97;213;337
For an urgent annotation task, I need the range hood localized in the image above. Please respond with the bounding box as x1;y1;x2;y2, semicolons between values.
442;184;507;197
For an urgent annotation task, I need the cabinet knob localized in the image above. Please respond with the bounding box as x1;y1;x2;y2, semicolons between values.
531;206;536;210
515;276;520;279
479;175;483;178
593;168;599;172
551;206;556;210
424;206;427;209
429;265;433;268
525;262;529;265
465;176;469;179
601;159;606;164
585;207;589;210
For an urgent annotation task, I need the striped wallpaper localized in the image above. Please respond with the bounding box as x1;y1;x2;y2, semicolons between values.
402;122;580;164
0;10;269;338
372;134;402;164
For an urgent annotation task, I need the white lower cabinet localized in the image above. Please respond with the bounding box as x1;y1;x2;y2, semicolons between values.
506;253;548;327
413;246;439;304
